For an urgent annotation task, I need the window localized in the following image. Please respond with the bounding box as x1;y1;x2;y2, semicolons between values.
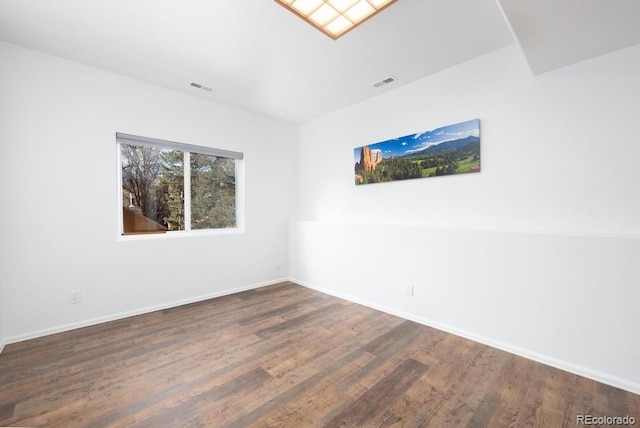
116;133;243;236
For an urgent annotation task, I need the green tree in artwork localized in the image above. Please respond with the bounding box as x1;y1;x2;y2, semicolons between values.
443;152;459;175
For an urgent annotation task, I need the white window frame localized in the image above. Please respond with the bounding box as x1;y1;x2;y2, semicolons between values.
116;133;244;240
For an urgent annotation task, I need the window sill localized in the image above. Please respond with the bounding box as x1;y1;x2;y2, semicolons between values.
117;227;244;241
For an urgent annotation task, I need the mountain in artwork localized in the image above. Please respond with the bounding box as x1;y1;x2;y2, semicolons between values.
355;145;384;172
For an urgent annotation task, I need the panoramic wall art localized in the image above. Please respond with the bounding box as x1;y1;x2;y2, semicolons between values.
354;118;480;185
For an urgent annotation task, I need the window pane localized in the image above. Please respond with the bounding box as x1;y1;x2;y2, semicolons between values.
121;144;184;234
190;153;236;230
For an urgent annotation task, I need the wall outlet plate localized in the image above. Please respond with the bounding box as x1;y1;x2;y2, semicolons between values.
69;290;81;304
406;283;414;296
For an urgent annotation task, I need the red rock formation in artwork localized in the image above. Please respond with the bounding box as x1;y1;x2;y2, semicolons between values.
355;145;383;173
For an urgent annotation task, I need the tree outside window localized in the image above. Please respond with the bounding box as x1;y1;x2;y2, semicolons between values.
118;135;241;236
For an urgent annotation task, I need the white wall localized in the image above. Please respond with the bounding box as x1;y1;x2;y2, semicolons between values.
297;44;640;235
0;42;298;342
0;276;4;352
292;44;640;393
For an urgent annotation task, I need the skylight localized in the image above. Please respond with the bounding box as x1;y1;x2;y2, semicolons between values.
275;0;397;39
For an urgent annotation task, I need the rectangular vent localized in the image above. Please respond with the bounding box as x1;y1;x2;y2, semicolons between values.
373;76;396;88
190;82;213;92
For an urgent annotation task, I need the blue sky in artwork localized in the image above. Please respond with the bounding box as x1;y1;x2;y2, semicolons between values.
354;119;480;163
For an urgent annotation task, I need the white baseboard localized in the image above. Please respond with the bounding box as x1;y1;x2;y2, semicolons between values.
290;277;640;396
1;278;289;351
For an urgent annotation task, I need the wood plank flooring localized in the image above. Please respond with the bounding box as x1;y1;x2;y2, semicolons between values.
0;282;638;427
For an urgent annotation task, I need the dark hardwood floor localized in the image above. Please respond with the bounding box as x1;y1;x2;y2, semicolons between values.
1;282;638;427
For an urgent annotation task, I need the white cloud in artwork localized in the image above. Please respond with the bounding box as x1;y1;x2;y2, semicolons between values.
404;142;438;154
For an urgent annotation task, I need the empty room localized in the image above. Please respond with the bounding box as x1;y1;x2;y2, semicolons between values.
1;0;639;426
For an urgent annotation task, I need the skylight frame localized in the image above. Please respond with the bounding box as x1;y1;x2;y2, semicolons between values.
275;0;397;40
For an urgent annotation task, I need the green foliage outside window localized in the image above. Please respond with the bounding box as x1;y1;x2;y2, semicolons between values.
121;143;237;233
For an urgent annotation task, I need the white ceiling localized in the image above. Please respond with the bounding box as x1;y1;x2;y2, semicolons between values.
0;0;638;123
498;0;640;75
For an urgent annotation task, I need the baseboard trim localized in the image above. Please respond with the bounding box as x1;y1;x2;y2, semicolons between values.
290;277;640;396
1;278;289;352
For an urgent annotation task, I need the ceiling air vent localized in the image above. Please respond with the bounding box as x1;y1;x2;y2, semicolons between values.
190;82;213;92
373;76;396;88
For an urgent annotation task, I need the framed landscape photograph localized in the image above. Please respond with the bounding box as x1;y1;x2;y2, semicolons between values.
354;119;480;185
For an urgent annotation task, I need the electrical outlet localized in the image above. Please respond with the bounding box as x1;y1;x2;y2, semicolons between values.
406;282;414;296
69;290;81;305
